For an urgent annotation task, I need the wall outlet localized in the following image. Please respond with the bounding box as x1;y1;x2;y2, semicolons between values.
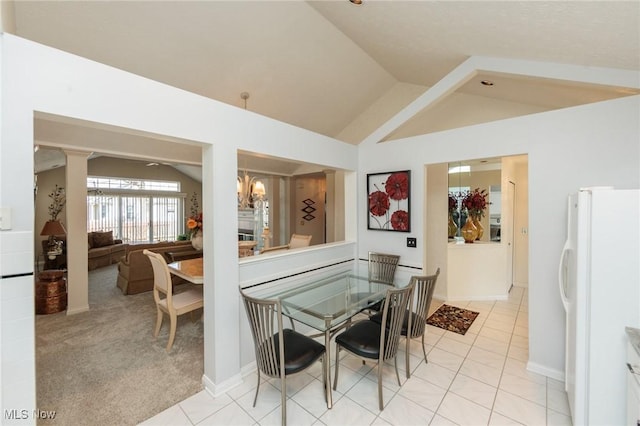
406;237;417;248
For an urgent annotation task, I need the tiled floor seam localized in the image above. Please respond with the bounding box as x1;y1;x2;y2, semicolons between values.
482;300;519;424
484;291;531;425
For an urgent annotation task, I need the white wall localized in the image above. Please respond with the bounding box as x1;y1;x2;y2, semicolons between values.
358;95;640;378
2;32;639;421
0;34;359;420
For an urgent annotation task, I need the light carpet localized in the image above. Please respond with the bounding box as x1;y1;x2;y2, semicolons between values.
36;265;204;426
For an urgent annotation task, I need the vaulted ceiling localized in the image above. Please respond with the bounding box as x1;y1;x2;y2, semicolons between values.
7;1;639;174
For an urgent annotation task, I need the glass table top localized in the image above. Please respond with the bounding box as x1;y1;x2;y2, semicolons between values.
246;272;393;332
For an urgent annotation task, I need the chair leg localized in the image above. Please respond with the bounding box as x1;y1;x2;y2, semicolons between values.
154;308;163;337
280;374;286;426
378;361;384;411
333;346;340;390
166;312;177;351
394;356;401;386
253;370;260;407
422;333;428;363
405;336;411;379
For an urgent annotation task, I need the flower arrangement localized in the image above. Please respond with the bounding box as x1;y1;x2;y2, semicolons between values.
186;212;202;236
47;185;66;220
448;193;458;214
462;187;488;218
186;192;202;237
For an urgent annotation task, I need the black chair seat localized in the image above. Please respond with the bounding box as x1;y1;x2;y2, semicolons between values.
350;292;384;313
335;320;382;359
370;310;425;336
268;329;325;375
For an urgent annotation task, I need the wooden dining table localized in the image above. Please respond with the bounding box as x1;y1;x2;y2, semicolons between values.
167;257;203;284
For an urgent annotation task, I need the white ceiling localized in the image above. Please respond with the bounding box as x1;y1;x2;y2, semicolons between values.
9;0;640;175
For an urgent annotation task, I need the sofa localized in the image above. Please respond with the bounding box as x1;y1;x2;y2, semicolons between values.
116;240;199;295
41;231;128;271
87;231;128;270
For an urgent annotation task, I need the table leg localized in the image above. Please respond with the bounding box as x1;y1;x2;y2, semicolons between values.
325;323;333;409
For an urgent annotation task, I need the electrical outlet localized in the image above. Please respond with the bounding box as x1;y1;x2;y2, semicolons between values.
406;237;417;248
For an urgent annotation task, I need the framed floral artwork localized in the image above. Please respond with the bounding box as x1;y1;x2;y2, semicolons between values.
367;170;411;232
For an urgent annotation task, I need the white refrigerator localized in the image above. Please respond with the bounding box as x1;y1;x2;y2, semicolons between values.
559;187;640;425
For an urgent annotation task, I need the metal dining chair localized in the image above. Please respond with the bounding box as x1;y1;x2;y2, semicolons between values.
333;283;414;410
364;252;400;313
371;268;440;377
368;251;400;284
240;290;327;425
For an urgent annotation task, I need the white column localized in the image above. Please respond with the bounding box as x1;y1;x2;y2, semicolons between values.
64;150;91;315
201;143;242;394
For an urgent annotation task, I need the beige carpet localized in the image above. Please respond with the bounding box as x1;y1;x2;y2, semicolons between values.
36;265;204;425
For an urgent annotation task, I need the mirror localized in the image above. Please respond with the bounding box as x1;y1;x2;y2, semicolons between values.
237;150;346;256
448;157;501;242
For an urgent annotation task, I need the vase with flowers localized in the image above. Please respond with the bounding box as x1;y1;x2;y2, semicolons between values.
462;187;488;241
448;193;458;238
187;193;203;250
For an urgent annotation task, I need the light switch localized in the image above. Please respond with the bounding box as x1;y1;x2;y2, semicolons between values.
0;207;12;230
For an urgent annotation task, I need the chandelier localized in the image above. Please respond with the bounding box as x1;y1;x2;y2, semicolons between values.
237;170;265;209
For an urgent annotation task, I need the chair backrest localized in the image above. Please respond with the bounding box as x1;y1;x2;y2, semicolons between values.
240;291;285;379
408;268;440;338
288;234;312;249
368;252;400;285
144;249;173;305
379;284;414;362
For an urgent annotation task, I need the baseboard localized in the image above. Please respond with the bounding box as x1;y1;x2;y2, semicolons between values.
240;361;257;378
66;305;89;315
434;293;509;302
201;371;244;397
527;360;565;382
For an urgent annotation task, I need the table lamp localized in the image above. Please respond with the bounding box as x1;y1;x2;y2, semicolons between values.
40;220;66;259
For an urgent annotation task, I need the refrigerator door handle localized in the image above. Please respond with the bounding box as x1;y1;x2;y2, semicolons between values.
558;240;570;311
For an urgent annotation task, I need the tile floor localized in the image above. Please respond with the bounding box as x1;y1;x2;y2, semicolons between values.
141;287;573;425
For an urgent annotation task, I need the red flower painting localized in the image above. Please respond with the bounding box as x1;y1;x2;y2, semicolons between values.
385;172;409;201
390;210;409;231
367;170;411;232
368;190;390;216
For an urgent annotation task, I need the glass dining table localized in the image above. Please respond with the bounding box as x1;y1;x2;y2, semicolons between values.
245;272;395;409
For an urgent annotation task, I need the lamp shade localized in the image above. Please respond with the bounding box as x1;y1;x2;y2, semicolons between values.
40;220;67;236
253;181;266;197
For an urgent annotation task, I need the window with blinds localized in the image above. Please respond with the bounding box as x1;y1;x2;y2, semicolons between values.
87;177;185;243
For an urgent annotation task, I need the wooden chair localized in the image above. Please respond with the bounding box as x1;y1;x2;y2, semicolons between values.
371;268;440;377
143;250;203;351
288;233;312;249
333;284;414;410
240;290;326;425
260;234;312;254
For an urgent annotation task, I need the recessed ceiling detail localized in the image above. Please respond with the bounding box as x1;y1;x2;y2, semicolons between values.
11;1;639;143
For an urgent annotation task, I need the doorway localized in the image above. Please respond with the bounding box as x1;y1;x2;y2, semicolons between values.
426;153;529;299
